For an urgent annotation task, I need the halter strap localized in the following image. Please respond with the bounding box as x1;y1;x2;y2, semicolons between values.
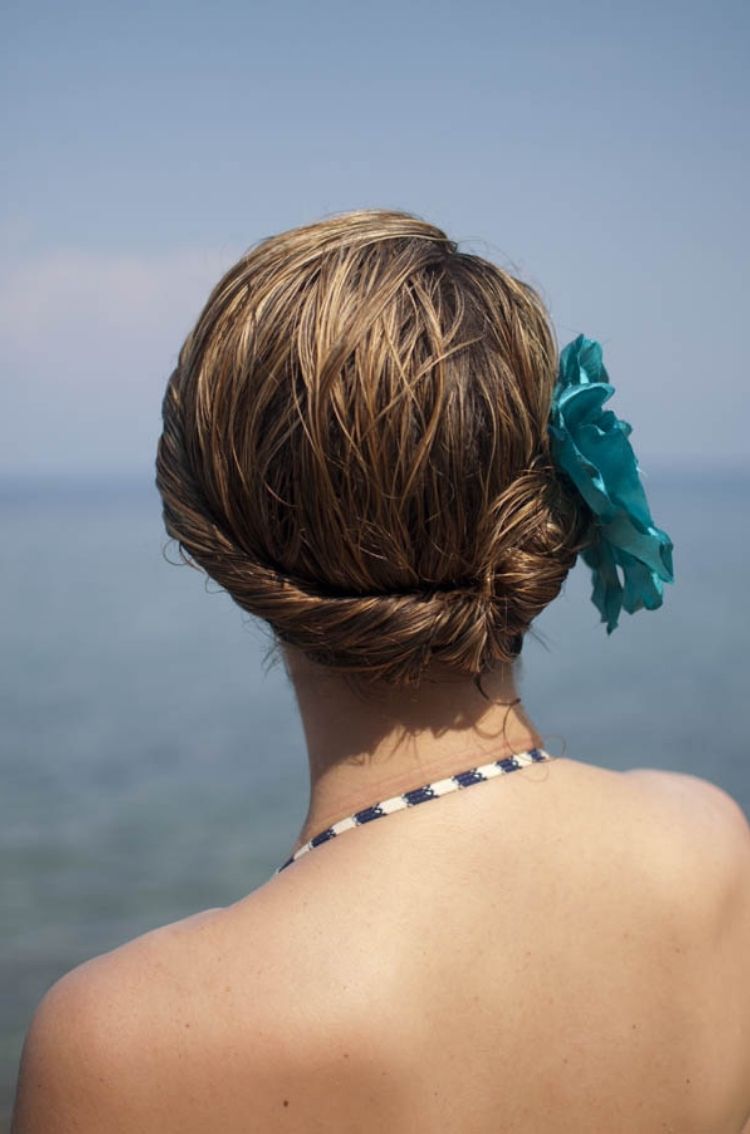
274;747;554;874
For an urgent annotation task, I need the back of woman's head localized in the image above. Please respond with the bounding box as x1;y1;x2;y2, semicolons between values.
156;209;593;690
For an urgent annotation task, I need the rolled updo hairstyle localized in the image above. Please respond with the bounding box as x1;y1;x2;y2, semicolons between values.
156;210;594;691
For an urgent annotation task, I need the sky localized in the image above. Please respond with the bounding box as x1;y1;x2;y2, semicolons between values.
1;0;748;477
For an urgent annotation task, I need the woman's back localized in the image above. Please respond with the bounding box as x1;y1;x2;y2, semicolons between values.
27;756;748;1133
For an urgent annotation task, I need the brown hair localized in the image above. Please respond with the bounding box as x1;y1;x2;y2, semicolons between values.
155;209;593;690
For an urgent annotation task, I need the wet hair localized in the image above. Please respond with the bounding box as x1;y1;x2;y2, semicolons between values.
155;209;593;691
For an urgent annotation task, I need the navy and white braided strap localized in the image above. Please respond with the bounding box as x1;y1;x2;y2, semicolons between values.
274;747;554;874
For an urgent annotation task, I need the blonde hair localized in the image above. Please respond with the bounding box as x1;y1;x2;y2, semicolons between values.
155;209;592;690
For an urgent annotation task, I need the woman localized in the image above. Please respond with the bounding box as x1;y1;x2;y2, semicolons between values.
12;210;750;1132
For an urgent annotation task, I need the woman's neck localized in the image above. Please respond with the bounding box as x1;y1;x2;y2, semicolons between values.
281;646;544;855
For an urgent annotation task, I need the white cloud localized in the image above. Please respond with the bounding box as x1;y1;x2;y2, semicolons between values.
0;246;238;473
1;246;236;378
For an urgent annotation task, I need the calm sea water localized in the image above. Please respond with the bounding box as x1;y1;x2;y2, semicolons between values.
2;468;748;1122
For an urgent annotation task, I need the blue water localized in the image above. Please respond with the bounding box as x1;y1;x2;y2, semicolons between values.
2;468;748;1122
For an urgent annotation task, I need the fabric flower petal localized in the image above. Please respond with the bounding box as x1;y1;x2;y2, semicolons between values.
581;535;623;633
549;335;675;633
617;549;666;615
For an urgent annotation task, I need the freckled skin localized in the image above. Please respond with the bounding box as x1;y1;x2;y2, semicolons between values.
33;758;747;1133
230;759;749;1133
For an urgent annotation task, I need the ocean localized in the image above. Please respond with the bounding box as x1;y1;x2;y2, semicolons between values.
1;467;748;1123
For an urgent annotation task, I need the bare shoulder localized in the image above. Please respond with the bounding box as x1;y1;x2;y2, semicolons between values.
526;756;749;893
623;764;750;883
11;899;386;1134
11;943;151;1133
624;762;749;825
10;905;298;1133
555;757;749;862
581;760;750;934
624;765;750;1121
534;758;750;1128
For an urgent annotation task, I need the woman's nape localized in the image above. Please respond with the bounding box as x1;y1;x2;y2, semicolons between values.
280;643;545;859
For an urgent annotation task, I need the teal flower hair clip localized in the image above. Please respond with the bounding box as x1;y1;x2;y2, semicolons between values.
548;334;674;633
